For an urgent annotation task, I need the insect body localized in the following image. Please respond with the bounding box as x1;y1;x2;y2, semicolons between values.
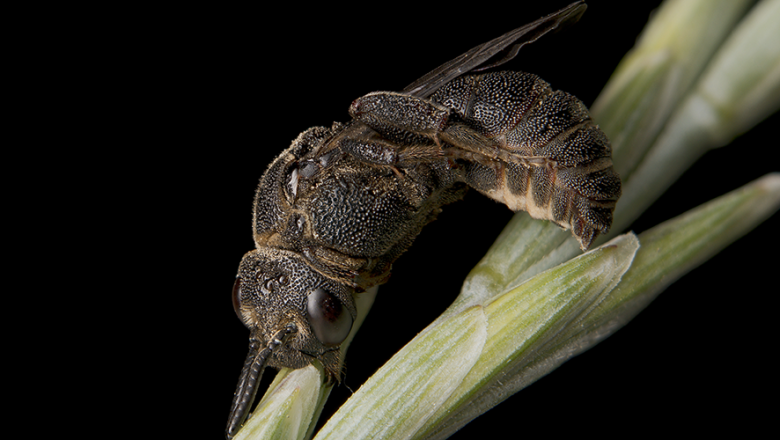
226;3;620;438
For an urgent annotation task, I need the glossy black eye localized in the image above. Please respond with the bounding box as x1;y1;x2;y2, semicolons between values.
307;288;353;346
231;277;243;322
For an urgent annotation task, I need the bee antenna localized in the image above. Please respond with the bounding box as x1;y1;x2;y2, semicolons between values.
226;323;298;439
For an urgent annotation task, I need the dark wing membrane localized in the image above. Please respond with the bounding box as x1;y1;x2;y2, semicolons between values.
402;1;587;99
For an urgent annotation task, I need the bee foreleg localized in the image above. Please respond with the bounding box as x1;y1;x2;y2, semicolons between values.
301;246;366;288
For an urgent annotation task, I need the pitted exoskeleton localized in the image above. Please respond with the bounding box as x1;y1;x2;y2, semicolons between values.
226;3;620;438
350;71;620;247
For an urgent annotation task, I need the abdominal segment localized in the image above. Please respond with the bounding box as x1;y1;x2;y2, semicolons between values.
433;71;621;249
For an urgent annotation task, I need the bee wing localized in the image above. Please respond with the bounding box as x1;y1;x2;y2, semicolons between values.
402;1;586;99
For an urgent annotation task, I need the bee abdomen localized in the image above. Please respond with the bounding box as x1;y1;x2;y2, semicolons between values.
440;72;621;250
464;156;619;249
432;71;551;138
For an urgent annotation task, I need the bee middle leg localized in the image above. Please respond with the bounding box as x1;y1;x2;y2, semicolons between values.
341;139;444;168
349;92;450;144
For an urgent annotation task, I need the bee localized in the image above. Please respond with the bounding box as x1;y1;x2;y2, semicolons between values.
226;2;620;438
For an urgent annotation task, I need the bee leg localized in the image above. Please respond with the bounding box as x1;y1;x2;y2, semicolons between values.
440;123;558;168
349;92;450;142
354;266;392;290
302;246;367;288
342;139;444;168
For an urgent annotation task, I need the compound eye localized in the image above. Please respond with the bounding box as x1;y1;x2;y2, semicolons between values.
307;288;353;346
231;277;243;322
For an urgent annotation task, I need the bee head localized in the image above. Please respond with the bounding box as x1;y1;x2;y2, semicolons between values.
233;247;356;373
226;247;356;438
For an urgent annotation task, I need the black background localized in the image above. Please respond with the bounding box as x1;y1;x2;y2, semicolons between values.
70;1;777;437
